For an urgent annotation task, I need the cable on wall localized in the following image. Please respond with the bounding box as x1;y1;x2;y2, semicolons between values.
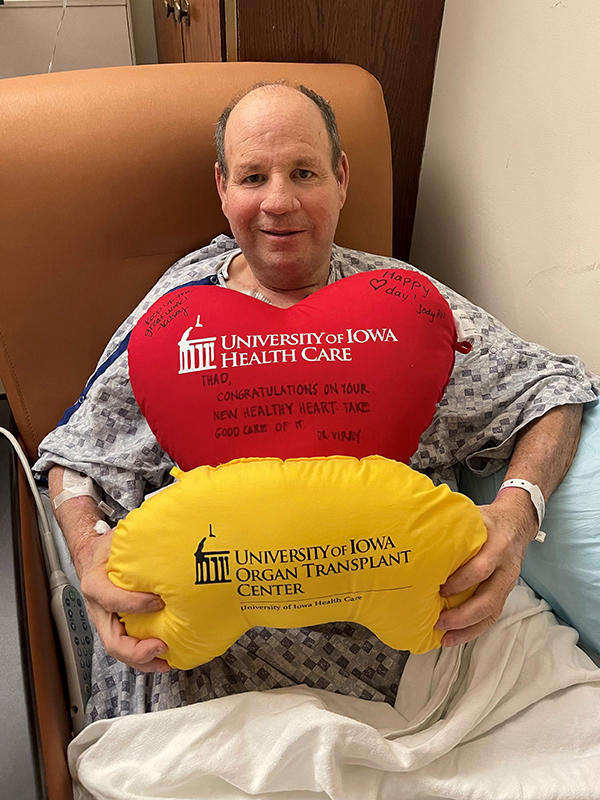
48;0;69;73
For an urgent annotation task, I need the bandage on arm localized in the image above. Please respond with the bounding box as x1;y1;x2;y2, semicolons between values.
48;466;110;577
53;468;100;508
53;467;114;518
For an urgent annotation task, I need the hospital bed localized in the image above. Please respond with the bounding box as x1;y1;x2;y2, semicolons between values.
1;63;599;800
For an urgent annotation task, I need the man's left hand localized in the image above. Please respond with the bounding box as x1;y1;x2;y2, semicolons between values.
435;489;539;646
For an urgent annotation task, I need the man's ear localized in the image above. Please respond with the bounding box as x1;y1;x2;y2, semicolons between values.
336;152;350;209
215;162;228;212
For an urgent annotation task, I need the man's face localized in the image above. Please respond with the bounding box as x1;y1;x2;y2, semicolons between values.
215;86;349;290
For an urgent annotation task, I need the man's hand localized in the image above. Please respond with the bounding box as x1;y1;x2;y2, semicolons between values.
79;530;170;673
435;402;584;647
435;490;538;646
48;465;169;672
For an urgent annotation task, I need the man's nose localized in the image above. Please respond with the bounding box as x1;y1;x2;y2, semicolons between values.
260;178;301;214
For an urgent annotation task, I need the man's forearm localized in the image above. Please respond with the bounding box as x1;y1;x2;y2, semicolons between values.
502;403;583;510
48;466;168;671
48;465;105;577
437;403;585;644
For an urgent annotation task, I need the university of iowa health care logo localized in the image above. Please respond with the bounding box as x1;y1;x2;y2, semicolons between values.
179;316;218;374
177;313;401;375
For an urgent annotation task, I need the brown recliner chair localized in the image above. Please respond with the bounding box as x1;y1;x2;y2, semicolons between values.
0;63;392;799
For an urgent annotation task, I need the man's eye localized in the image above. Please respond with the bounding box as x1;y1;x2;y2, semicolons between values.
295;169;314;180
243;174;264;184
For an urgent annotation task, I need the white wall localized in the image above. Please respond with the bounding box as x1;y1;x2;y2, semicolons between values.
0;0;134;77
0;0;156;77
410;0;600;374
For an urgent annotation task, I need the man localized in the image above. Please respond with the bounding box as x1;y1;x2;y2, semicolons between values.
36;83;597;722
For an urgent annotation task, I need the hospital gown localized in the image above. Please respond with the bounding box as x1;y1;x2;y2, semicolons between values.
34;235;599;723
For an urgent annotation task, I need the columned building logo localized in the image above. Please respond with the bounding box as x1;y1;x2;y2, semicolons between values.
178;319;217;374
194;525;231;585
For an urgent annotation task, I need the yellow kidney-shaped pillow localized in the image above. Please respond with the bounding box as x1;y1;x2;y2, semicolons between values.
108;455;487;670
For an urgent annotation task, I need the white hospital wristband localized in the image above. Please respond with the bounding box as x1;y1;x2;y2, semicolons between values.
498;479;546;542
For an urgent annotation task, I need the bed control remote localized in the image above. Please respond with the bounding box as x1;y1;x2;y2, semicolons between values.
51;584;93;735
0;426;96;737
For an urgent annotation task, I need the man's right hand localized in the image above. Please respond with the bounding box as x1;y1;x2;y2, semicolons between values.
78;530;170;673
48;465;169;673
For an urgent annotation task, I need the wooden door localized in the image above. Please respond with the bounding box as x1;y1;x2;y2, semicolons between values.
152;0;185;63
183;0;223;62
154;0;222;63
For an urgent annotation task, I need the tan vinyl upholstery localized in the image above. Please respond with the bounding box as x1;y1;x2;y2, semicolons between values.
0;63;392;800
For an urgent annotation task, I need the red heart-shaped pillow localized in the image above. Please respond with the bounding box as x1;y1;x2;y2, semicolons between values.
128;269;469;470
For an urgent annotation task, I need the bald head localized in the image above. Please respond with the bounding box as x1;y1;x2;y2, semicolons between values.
215;82;342;181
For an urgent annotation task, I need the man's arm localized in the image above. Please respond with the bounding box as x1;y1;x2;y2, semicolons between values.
48;465;169;672
436;403;583;646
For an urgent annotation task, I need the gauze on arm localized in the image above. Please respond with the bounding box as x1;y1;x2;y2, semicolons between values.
53;468;114;518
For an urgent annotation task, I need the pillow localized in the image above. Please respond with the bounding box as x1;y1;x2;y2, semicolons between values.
128;269;471;470
459;399;600;652
108;455;487;670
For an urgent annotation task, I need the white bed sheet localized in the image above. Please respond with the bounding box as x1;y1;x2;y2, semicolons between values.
69;584;600;800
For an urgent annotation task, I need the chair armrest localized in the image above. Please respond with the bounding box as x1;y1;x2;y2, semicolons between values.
0;395;46;799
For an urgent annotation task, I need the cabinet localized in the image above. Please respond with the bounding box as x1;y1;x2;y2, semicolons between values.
152;0;444;259
153;0;221;63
